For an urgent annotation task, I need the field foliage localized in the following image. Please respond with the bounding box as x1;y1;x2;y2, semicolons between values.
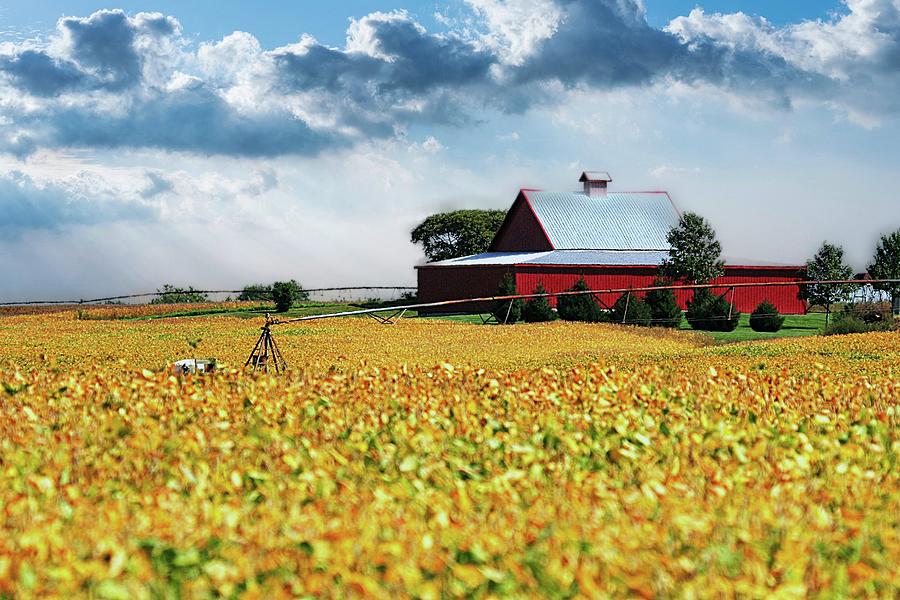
0;308;897;598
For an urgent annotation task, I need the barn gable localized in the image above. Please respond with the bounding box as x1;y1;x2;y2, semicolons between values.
488;191;554;252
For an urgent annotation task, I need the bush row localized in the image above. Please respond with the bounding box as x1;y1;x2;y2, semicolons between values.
823;302;898;336
494;277;683;328
493;277;796;333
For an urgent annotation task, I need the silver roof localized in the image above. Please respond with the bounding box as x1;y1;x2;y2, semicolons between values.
426;250;800;268
431;251;552;266
525;191;679;250
430;250;669;267
579;171;612;182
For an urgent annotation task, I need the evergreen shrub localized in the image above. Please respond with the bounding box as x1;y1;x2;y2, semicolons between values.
686;289;740;332
522;283;556;323
557;278;604;322
645;280;683;328
492;274;523;324
608;293;652;326
749;301;785;332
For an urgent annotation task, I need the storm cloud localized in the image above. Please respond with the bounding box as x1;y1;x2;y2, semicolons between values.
1;1;900;158
0;171;158;233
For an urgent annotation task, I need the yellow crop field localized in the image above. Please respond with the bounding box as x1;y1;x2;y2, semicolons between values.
1;309;898;598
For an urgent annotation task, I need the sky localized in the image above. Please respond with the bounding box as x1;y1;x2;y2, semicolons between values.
1;0;899;301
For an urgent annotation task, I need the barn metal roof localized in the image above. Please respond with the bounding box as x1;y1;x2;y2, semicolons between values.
430;250;670;267
525;191;679;250
430;252;553;266
425;250;800;268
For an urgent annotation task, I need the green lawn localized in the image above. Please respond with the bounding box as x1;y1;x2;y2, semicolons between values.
679;312;828;343
421;310;831;344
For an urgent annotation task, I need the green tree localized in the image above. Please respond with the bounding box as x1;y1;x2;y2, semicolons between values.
150;284;208;304
557;278;604;322
411;209;507;262
660;212;725;284
271;280;309;313
238;284;272;301
749;301;784;332
522;283;556;322
492;274;522;324
645;278;683;328
867;230;900;315
799;242;854;325
608;293;652;326
686;288;740;332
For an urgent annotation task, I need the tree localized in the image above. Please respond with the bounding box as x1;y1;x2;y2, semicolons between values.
645;278;683;328
749;301;784;332
608;293;652;326
492;274;522;324
411;209;507;262
867;230;900;315
150;284;208;304
271;280;309;313
686;288;740;332
799;242;853;325
523;283;556;322
238;284;273;301
660;212;725;284
557;278;604;322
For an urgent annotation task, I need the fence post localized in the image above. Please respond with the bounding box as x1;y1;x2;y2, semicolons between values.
622;291;630;324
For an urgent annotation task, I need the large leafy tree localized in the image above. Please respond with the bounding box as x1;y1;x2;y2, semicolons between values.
238;284;273;302
660;212;725;284
150;284;208;304
799;242;853;324
867;230;900;314
271;280;309;313
411;209;507;262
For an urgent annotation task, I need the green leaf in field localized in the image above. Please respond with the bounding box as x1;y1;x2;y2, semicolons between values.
399;455;418;473
96;580;130;600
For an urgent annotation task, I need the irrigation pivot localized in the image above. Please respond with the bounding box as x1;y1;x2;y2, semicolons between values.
245;313;288;373
243;278;900;374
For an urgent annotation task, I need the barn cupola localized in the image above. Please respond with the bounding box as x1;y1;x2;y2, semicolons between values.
579;171;612;197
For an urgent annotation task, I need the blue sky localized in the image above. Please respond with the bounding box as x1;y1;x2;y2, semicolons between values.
2;2;848;46
0;1;898;300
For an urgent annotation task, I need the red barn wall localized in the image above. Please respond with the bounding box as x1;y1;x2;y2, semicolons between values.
418;264;807;314
488;195;553;252
716;268;806;314
516;266;806;314
417;265;510;313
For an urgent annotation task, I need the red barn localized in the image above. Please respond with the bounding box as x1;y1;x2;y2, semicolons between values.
417;172;807;314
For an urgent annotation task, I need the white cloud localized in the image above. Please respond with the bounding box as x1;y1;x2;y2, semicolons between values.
463;0;562;66
410;135;445;154
667;1;900;122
